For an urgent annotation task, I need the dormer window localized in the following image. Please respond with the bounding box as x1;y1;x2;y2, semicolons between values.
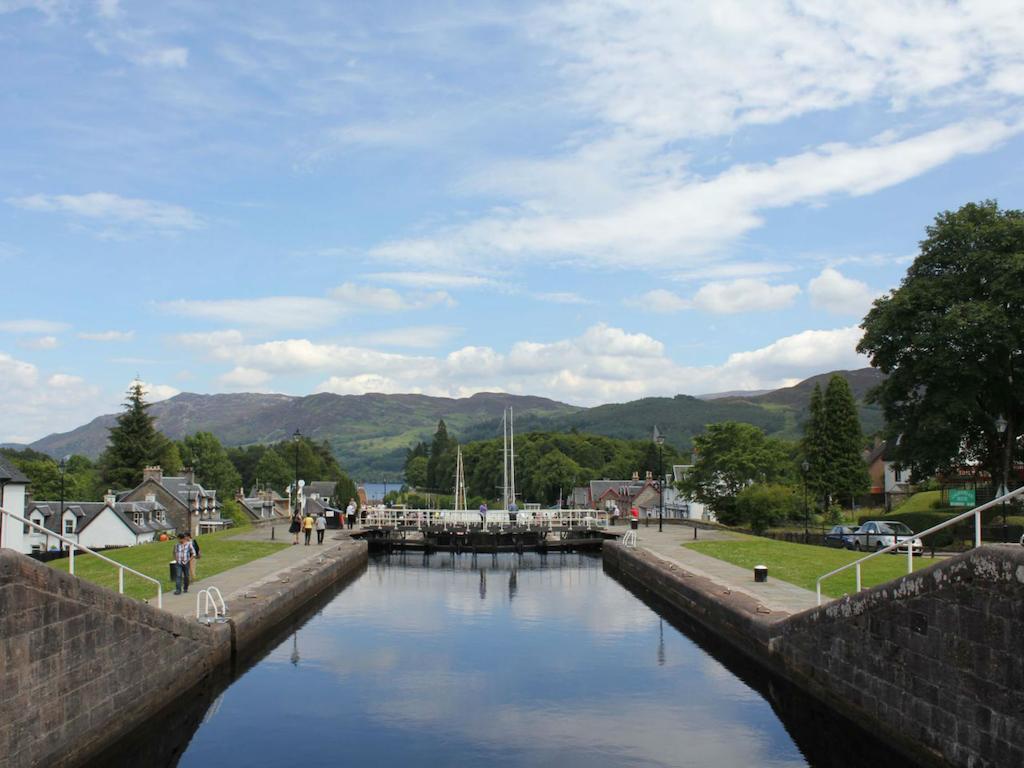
133;512;144;526
64;517;75;535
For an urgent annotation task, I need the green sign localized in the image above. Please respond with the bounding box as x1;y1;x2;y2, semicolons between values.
949;489;976;507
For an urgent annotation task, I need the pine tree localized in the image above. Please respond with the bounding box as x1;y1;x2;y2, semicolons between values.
823;375;869;505
99;382;172;489
425;420;455;490
802;383;829;508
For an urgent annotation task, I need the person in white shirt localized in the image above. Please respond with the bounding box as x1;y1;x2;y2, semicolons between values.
315;511;327;544
345;499;357;530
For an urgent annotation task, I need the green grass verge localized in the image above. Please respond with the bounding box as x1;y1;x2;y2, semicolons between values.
893;490;942;513
686;536;934;598
49;528;287;601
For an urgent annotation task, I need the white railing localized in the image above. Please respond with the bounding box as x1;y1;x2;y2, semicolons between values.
815;484;1024;605
360;508;607;530
196;586;228;624
622;529;638;548
1;507;163;608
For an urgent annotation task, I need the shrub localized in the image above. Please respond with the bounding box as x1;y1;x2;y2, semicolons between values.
735;484;800;533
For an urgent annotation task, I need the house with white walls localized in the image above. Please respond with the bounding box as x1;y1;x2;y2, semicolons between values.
0;455;30;553
25;496;173;552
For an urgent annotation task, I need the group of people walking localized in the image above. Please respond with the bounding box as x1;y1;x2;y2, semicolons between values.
287;498;360;545
172;532;201;594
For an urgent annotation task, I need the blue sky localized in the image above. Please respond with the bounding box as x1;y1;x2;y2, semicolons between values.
2;0;1023;443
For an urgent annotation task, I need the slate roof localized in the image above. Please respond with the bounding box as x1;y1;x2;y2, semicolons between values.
158;476;219;508
304;480;336;499
0;455;29;484
28;500;173;536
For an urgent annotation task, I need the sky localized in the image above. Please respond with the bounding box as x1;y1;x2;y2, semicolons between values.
2;0;1024;443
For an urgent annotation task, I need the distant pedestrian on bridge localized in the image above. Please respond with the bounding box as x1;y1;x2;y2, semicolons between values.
346;499;357;530
479;503;488;526
315;511;327;544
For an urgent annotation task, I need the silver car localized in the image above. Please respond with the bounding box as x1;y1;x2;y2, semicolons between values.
849;520;924;554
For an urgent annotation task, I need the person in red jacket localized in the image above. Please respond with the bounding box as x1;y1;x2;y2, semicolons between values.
630;506;639;531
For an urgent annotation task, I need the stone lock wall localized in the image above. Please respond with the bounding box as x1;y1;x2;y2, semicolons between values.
0;550;231;768
775;547;1024;768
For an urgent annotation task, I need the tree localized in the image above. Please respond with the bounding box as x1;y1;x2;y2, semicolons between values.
99;382;173;489
178;432;243;496
252;449;292;494
425;420;456;491
404;455;428;489
332;476;358;509
735;483;801;532
802;383;829;506
524;449;581;504
858;201;1024;485
823;375;869;504
680;422;793;525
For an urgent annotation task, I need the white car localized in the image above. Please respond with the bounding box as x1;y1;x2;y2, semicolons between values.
849;521;924;554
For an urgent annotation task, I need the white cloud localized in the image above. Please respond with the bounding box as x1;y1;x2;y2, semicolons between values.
9;192;202;234
174;329;246;347
373;120;1019;271
536;292;591;305
808;268;881;316
692;279;800;314
95;0;119;19
18;335;59;350
361;326;461;349
0;319;70;334
132;379;180;402
721;326;866;383
0;353;103;443
218;366;271;390
363;272;499;290
330;282;455;311
162;297;343;330
136;46;188;69
78;330;134;342
624;289;690;314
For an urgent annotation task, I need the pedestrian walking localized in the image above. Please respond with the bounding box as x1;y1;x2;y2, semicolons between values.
630;505;639;531
479;502;488;526
303;511;314;545
186;533;200;580
315;511;327;544
346;499;357;530
289;511;302;545
173;533;192;595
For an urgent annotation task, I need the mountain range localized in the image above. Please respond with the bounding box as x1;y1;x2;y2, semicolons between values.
26;368;884;479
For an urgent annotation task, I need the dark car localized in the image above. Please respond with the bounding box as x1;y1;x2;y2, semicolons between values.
823;525;858;548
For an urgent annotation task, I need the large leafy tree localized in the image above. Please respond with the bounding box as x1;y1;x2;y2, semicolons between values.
178;432;243;496
99;383;176;489
858;201;1024;485
680;422;793;525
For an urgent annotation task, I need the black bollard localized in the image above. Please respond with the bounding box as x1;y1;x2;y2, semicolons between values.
271;526;275;540
693;526;697;540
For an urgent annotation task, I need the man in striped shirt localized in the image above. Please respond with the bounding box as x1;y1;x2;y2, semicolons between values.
173;533;193;594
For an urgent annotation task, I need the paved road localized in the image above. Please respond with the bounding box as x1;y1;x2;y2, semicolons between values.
609;522;820;616
160;524;353;618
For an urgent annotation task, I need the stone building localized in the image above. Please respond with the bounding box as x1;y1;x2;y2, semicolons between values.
119;466;223;536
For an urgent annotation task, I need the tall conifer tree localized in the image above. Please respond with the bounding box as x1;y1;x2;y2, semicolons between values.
99;382;172;489
802;383;829;508
823;375;869;505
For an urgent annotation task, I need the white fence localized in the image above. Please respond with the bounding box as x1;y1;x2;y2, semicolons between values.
361;507;607;530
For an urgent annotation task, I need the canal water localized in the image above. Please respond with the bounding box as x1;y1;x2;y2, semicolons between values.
105;553;907;767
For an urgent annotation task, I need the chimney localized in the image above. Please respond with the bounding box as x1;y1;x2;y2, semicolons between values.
142;466;163;484
182;467;195;485
631;471;639;481
104;491;116;506
645;470;653;480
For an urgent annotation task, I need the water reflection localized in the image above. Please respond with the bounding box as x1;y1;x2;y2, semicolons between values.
91;553;911;768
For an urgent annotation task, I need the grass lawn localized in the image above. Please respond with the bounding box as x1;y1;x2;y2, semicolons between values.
49;527;287;602
686;535;935;598
893;490;942;513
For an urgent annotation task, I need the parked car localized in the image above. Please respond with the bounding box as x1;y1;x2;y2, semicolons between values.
848;520;924;554
823;525;859;548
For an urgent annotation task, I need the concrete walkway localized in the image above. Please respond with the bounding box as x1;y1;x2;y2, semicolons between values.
160;524;354;618
612;522;819;616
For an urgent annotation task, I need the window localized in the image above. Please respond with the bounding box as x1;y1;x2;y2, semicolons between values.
133;512;144;527
64;518;75;535
894;468;902;482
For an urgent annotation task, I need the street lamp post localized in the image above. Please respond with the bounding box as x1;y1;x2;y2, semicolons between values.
655;427;665;533
58;456;68;551
801;460;810;543
293;429;302;517
996;415;1008;542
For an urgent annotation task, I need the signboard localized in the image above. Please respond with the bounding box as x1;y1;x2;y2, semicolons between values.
949;489;976;507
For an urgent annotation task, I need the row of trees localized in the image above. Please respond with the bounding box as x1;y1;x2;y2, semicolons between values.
681;375;867;530
404;419;682;505
4;383;358;512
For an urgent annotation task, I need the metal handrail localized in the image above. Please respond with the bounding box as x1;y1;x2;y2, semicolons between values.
196;586;228;624
815;484;1024;605
360;507;608;530
1;507;163;608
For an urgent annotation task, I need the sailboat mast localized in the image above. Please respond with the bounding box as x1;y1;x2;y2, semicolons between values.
502;408;509;512
510;406;516;508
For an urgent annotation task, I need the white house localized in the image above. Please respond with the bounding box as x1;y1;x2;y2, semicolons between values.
0;456;30;553
25;496;173;553
670;464;713;521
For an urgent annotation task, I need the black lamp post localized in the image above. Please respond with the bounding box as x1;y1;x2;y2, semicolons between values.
293;429;301;516
996;415;1008;542
58;455;68;550
801;460;810;542
655;427;665;533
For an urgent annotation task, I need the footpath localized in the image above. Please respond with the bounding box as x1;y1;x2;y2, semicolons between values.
160;523;356;618
611;522;819;616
